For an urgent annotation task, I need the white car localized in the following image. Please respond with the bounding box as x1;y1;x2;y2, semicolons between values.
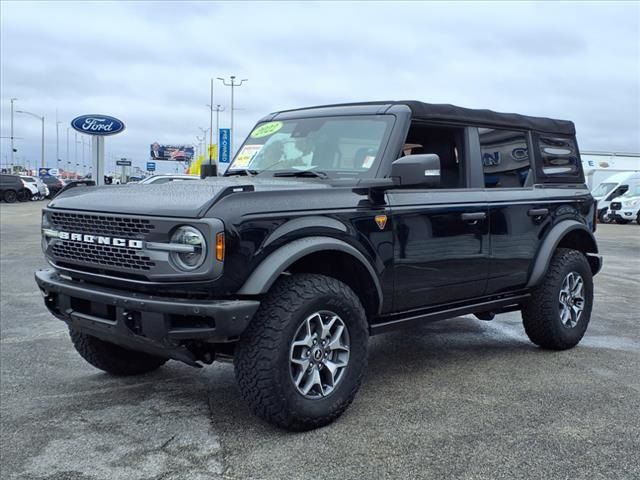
20;176;49;200
137;174;200;185
608;182;640;225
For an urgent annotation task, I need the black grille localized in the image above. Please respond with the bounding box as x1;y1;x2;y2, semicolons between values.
49;212;155;237
52;241;155;271
610;202;622;211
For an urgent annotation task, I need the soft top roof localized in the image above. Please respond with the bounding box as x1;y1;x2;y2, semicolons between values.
277;100;576;136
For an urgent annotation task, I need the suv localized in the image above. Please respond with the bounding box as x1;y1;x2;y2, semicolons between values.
41;175;65;198
35;101;602;430
0;174;30;203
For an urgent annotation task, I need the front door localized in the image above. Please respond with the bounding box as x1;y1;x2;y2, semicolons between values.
389;189;490;311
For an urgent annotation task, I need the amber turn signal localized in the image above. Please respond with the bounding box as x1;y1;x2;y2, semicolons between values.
215;232;225;261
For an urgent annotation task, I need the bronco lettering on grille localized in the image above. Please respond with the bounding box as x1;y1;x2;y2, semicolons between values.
58;231;143;249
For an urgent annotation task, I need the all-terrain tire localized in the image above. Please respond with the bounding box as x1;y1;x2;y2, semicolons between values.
3;190;17;203
234;273;369;431
521;248;593;350
69;329;168;375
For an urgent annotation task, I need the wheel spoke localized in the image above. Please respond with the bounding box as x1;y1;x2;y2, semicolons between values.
328;325;349;352
300;367;322;396
320;315;338;340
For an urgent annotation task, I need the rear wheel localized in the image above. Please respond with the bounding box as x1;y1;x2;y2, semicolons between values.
234;274;368;431
69;329;167;375
3;190;17;203
521;248;593;350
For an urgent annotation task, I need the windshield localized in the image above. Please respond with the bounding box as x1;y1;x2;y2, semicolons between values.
592;182;616;197
227;115;394;177
622;183;640;197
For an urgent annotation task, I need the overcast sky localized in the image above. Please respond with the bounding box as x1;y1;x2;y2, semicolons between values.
1;0;638;174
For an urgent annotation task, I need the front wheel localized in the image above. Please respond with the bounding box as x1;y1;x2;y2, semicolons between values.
615;218;629;225
69;329;167;375
636;212;640;225
521;248;593;350
598;208;611;223
234;274;369;431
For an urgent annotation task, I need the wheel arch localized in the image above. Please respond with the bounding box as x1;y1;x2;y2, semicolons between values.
527;220;600;288
237;236;383;317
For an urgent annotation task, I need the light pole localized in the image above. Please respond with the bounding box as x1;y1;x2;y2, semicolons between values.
74;132;79;175
56;120;62;169
66;127;71;175
209;79;214;166
10;98;17;167
217;75;248;160
198;127;209;157
16;109;45;167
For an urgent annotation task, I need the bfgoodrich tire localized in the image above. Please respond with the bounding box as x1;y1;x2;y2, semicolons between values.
69;329;167;375
234;274;369;431
521;248;593;350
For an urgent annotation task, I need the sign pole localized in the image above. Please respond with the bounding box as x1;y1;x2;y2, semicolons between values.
92;136;105;186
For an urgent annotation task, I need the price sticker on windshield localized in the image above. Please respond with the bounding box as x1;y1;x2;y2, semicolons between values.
234;145;263;167
250;121;283;138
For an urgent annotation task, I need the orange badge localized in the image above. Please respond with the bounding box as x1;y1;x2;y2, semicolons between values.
375;215;387;230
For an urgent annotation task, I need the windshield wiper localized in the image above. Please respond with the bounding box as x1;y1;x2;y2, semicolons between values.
272;170;329;179
224;168;258;177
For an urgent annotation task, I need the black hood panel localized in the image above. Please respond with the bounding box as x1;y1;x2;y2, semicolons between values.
48;177;330;218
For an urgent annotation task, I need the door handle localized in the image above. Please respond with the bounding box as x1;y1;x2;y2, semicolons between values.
527;208;549;217
461;212;487;222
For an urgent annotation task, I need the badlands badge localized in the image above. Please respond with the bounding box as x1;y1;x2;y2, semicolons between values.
374;215;387;230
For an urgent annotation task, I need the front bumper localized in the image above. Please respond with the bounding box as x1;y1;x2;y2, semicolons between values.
35;269;260;365
609;208;637;220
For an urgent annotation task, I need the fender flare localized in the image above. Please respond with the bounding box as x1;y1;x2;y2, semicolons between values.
237;236;383;313
526;220;598;288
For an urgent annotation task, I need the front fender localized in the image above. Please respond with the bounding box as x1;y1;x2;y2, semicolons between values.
237;236;383;312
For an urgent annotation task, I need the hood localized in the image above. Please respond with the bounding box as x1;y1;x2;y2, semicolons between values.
47;176;332;218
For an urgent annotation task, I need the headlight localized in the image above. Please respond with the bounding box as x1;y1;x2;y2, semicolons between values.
169;226;207;271
627;199;640;208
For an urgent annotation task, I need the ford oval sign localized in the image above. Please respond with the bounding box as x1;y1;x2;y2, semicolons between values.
71;114;125;136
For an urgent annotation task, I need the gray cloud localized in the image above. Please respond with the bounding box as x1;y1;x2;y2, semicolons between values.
1;0;638;174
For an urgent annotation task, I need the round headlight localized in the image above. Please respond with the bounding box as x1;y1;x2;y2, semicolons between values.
170;226;207;271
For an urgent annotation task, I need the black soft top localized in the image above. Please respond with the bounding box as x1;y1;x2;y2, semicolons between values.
277;100;575;136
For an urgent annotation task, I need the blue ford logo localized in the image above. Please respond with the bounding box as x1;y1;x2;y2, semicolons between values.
71;114;125;136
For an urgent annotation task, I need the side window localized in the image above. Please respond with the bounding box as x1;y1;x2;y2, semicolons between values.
402;123;466;188
537;135;581;179
480;128;531;188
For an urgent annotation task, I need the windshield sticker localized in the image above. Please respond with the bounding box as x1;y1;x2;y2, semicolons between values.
362;155;376;169
250;121;283;138
234;144;263;168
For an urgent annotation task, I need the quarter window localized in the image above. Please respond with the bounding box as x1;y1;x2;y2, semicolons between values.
538;136;580;176
480;128;531;188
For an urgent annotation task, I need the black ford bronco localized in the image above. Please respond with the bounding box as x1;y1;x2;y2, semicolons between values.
36;101;602;430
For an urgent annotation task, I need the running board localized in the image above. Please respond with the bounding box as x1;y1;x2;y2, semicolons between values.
369;294;530;335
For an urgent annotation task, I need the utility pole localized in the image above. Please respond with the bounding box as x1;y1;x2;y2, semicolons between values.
56;116;62;170
217;75;248;162
16;109;45;167
10;98;17;167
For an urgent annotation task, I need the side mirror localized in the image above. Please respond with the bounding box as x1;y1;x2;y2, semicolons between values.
391;154;441;187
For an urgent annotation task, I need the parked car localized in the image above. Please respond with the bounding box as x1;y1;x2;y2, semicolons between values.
36;100;602;430
40;175;65;198
136;174;200;185
607;181;640;224
0;174;31;202
591;171;640;223
21;176;49;200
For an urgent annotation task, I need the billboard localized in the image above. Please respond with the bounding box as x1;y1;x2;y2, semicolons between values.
150;143;194;162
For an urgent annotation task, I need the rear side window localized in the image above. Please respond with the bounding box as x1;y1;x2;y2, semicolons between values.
535;134;583;183
480;128;532;188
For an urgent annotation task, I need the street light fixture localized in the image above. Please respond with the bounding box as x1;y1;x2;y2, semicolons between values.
217;75;248;162
16;109;45;168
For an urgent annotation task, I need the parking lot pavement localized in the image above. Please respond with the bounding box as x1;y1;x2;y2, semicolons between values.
1;200;639;480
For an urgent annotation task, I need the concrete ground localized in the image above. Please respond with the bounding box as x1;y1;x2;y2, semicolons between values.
1;200;638;480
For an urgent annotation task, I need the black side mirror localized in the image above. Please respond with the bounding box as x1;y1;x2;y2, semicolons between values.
391;154;441;187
